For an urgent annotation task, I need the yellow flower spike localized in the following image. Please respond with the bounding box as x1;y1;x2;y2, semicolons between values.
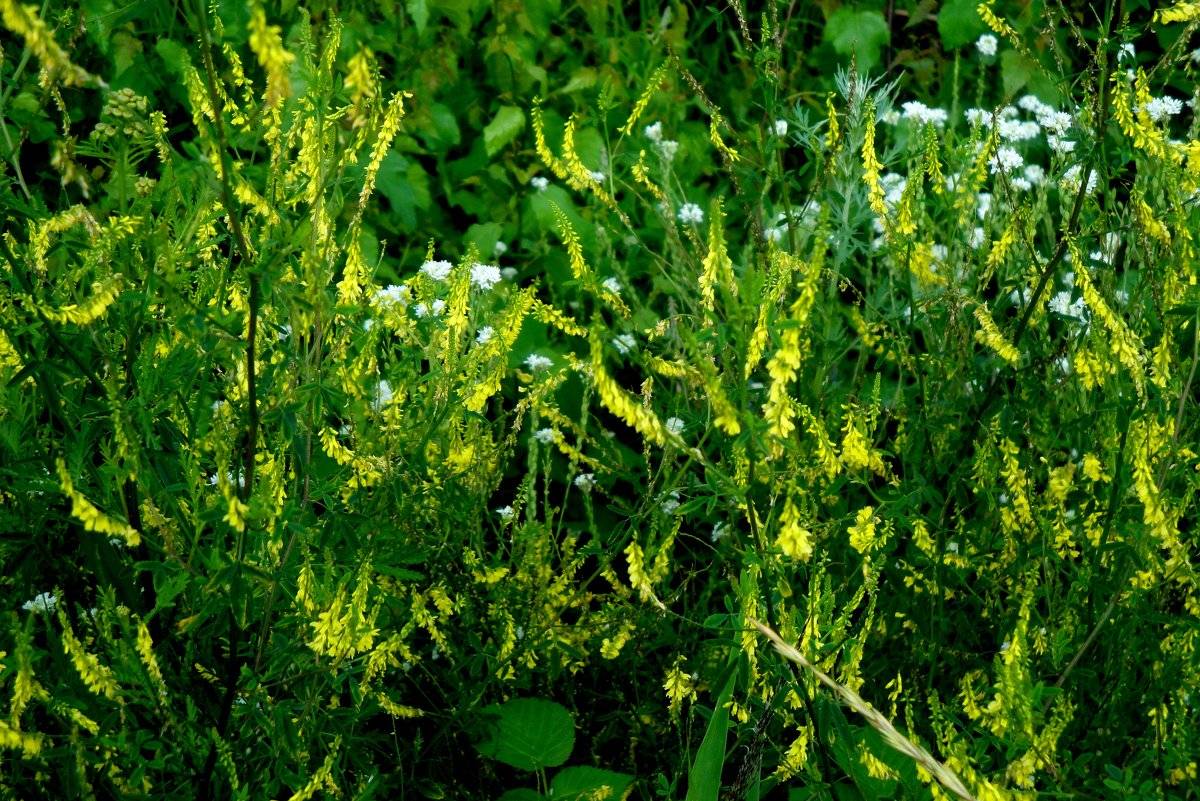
923;124;944;193
1133;194;1171;247
699;197;735;312
977;1;1018;41
552;205;596;286
861;99;888;218
1067;238;1146;397
0;0;95;87
1155;1;1200;24
39;275;124;326
709;110;741;163
663;656;697;716
776;496;813;561
620;62;668;136
973;305;1021;367
247;6;295;110
847;506;878;554
824;93;841;154
55;459;140;547
57;609;120;701
590;334;670;446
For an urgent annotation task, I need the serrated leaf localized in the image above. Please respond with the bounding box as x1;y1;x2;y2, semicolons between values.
937;0;986;49
476;698;575;771
484;106;526;158
824;9;891;73
550;766;633;800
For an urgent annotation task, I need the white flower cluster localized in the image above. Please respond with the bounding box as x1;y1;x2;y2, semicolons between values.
420;259;452;281
645;121;680;161
976;34;998;57
900;101;949;127
677;203;705;224
22;591;57;613
470;262;502;291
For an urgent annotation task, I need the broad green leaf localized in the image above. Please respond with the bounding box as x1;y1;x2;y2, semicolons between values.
484;106;527;158
685;661;737;801
497;791;543;801
824;9;891;72
1001;50;1036;95
406;0;429;34
466;222;504;259
937;0;986;49
550;766;633;800
476;698;575;771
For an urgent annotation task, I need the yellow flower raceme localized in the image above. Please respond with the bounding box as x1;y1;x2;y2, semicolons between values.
56;458;140;547
620;63;668;135
776;496;813;561
973;305;1020;367
1155;1;1200;23
861;99;887;218
247;7;295;109
0;0;94;86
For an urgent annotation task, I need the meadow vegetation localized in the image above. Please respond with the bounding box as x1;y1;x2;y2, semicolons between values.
1;1;1198;799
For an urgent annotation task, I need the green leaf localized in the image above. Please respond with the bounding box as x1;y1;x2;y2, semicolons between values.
937;0;986;49
484;106;527;158
465;222;504;259
685;661;737;801
476;698;575;771
497;791;543;801
823;9;890;73
550;766;634;800
1000;50;1036;95
406;0;429;34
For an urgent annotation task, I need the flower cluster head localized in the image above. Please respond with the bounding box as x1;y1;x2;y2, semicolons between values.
470;262;502;291
773;119;788;136
475;326;494;345
524;353;553;372
900;101;949;127
413;299;446;317
22;591;57;613
531;175;549;191
574;473;596;491
677;203;705;224
373;283;409;310
976;33;998;57
1139;96;1183;123
420;259;453;281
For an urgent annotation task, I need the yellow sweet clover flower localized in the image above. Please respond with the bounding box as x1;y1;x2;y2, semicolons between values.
590;335;670;446
708;109;740;163
824;93;841;155
1068;239;1146;397
847;506;877;554
0;719;43;756
0;0;94;86
840;406;888;476
1155;1;1200;24
41;275;123;326
620;62;668;135
247;7;295;110
973;305;1020;367
55;458;141;547
624;539;654;601
700;197;736;312
286;737;341;801
773;728;810;780
343;47;376;128
776;496;813;561
57;608;120;701
663;656;697;715
861;99;888;218
135;619;168;701
977;1;1018;40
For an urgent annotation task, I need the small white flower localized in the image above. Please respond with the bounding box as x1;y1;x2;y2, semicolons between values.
525;353;553;372
901;101;948;127
711;522;730;543
1011;176;1032;191
661;492;681;515
1192;48;1200;65
420;260;453;281
1059;164;1097;194
533;428;556;444
1037;110;1073;136
374;284;409;308
1140;96;1183;123
976;33;998;57
1049;291;1075;316
773;119;788;136
665;416;685;436
375;379;394;409
470;262;502;291
1056;355;1071;374
1115;289;1129;305
1023;164;1046;185
677;202;705;224
946;541;960;554
363;318;375;332
1010;287;1032;305
601;276;622;294
998;118;1040;142
657;140;679;161
976;192;993;219
644;121;663;142
22;591;57;613
964;108;994;127
493;240;508;256
501;266;518;280
765;226;785;243
881;108;902;125
496;505;514;521
970;226;986;250
1047;135;1076;154
1118;42;1136;63
531;175;549;191
611;333;636;355
1063;270;1075;287
574;472;596;491
476;326;494;345
1018;94;1053;116
589;169;606;183
989;146;1024;174
931;244;948;262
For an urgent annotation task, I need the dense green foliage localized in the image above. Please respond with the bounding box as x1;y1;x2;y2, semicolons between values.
2;1;1199;800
